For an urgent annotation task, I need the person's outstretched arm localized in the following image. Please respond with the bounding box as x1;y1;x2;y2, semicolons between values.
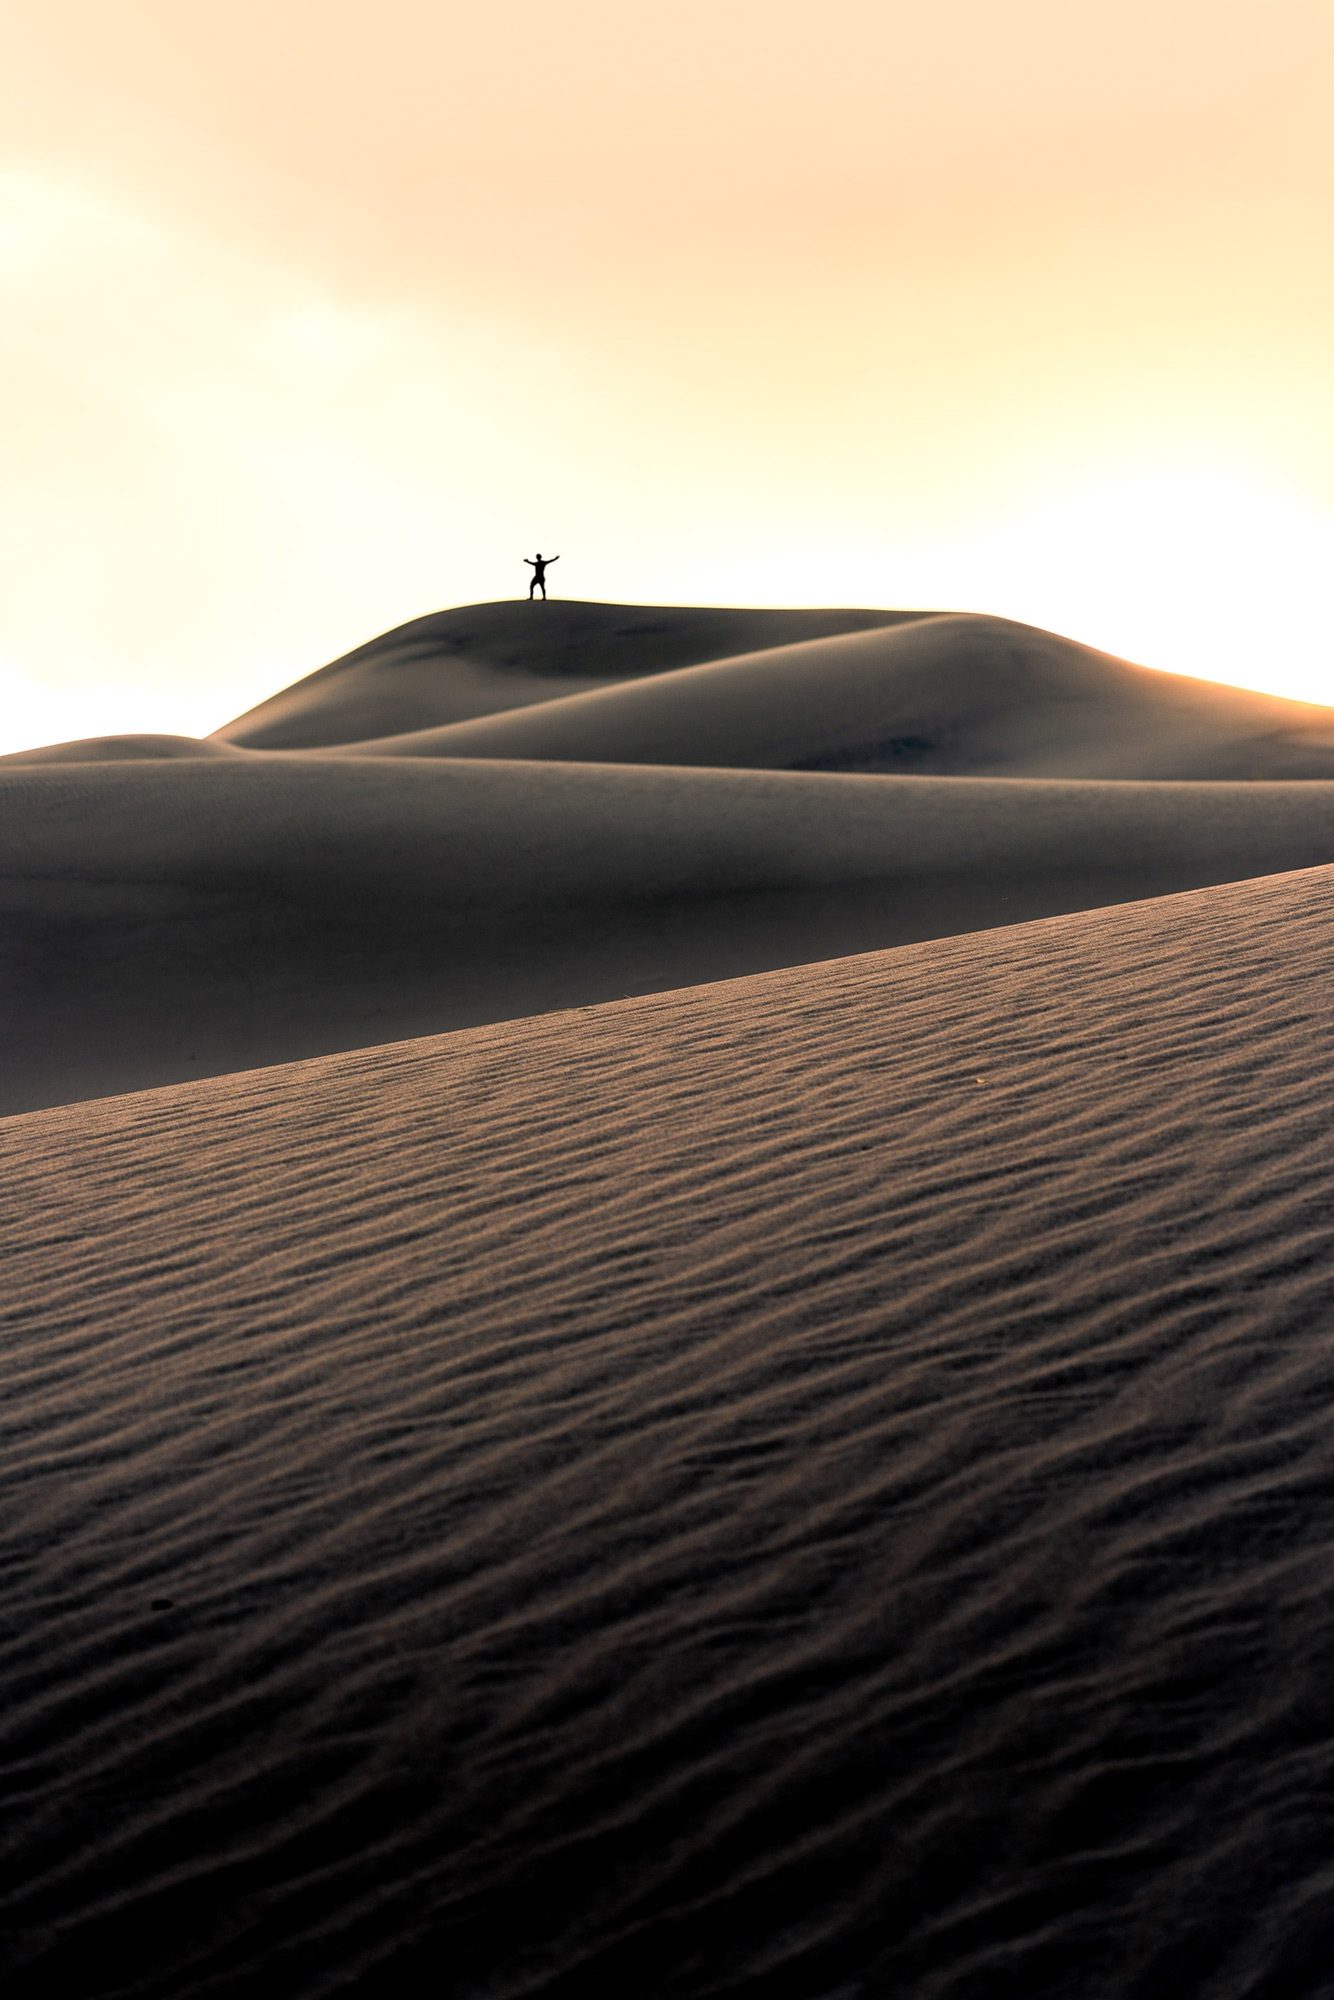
523;557;535;567
548;554;560;563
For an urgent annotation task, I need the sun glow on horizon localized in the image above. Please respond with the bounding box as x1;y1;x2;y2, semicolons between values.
1;152;1330;757
898;466;1334;706
4;0;1334;753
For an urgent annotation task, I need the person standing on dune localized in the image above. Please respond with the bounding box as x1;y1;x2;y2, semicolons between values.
524;552;559;600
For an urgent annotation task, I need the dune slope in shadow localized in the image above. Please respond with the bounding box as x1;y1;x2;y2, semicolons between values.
5;753;1334;1112
327;613;1334;779
0;735;244;766
212;600;919;751
5;866;1334;1998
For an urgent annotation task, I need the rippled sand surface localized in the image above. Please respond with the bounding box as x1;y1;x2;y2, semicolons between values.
5;864;1334;1997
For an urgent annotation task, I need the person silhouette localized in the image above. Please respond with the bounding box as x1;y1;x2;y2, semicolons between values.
524;552;559;600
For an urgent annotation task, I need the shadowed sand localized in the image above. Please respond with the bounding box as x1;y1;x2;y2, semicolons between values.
0;734;245;767
5;753;1334;1113
5;865;1334;1998
213;604;1334;779
212;602;925;752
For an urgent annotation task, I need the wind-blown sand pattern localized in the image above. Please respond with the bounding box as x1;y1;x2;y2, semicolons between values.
5;601;1334;1112
5;864;1334;1998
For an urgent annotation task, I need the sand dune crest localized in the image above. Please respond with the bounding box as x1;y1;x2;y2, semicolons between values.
212;600;918;751
0;733;243;766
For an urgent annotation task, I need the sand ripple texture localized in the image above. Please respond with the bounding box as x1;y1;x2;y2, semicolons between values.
5;865;1334;2000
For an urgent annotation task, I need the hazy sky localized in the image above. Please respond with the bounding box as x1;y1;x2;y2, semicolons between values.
5;1;1334;749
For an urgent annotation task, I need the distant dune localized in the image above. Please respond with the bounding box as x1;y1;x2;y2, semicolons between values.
5;598;1334;1112
320;611;1334;779
1;733;243;766
6;866;1334;1998
208;602;1334;780
212;601;921;751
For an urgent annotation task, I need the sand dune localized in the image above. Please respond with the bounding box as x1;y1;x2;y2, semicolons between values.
11;601;1334;1992
8;597;1334;1116
213;600;917;751
6;751;1334;1113
0;733;243;766
318;612;1334;779
6;865;1334;1998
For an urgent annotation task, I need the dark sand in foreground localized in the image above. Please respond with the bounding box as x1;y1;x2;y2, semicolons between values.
5;866;1334;1998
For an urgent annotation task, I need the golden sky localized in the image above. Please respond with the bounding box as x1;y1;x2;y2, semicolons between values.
4;1;1334;749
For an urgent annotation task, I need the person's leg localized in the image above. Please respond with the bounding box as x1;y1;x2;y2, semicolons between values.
529;577;537;598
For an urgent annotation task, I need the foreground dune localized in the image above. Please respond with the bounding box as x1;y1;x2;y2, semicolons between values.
5;865;1334;1998
6;753;1334;1113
